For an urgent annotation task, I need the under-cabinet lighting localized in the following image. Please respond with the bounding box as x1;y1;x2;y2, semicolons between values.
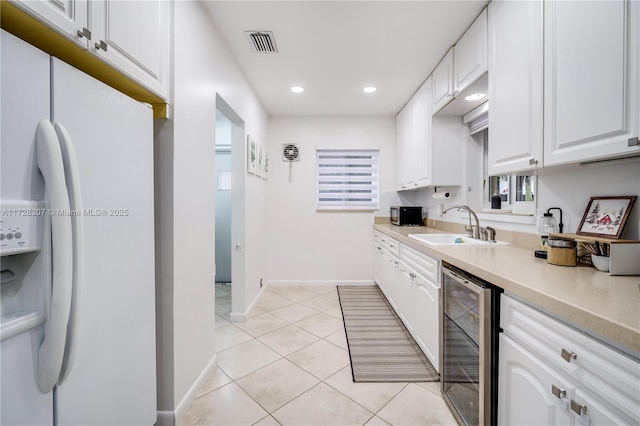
464;93;487;102
290;86;304;93
363;86;377;93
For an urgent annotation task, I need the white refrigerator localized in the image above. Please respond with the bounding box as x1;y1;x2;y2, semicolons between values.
0;30;157;425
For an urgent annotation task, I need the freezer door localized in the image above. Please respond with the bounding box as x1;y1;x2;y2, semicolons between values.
50;58;157;425
0;30;54;426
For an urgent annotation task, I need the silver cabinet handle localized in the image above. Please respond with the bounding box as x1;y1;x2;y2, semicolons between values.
77;27;92;39
570;400;587;416
628;137;639;147
95;40;108;52
570;400;591;425
551;385;569;410
529;158;538;165
561;348;577;362
551;385;566;399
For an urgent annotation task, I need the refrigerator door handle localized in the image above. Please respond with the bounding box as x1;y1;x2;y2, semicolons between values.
55;123;85;384
35;120;74;393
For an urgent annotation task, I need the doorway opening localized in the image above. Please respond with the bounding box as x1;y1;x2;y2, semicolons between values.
214;95;245;323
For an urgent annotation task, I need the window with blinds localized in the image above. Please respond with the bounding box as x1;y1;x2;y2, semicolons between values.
316;149;379;210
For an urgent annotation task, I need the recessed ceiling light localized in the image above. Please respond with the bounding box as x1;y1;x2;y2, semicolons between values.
464;93;487;102
290;86;304;93
363;86;377;93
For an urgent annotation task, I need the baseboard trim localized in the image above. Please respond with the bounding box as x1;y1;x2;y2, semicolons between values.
229;312;246;322
173;354;218;424
267;280;375;287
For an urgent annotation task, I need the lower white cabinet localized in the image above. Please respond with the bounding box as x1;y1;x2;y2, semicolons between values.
499;334;574;426
373;232;401;312
372;231;441;372
499;294;640;426
400;245;440;372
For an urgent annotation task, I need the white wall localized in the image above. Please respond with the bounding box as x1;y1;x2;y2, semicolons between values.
267;116;396;283
155;0;269;420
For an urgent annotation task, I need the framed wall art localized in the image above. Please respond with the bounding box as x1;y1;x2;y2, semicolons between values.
247;134;257;175
577;196;636;238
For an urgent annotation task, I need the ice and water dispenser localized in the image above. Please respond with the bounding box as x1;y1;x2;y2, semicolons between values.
0;200;50;341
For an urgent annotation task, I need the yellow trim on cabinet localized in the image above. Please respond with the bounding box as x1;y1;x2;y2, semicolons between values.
1;0;169;118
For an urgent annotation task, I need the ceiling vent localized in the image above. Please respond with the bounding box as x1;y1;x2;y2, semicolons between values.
245;31;278;53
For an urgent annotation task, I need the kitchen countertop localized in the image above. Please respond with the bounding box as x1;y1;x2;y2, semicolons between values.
374;223;640;358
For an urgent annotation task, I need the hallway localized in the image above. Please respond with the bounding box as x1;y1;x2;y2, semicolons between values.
181;285;457;425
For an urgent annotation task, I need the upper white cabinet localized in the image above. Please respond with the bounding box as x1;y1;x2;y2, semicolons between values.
431;48;454;113
543;0;640;166
8;0;170;100
487;0;543;175
8;0;90;49
396;76;464;190
454;8;488;95
90;0;170;98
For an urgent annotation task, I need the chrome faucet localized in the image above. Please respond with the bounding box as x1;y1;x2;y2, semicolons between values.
442;205;481;239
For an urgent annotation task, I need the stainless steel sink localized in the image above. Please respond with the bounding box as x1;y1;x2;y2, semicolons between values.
408;234;511;246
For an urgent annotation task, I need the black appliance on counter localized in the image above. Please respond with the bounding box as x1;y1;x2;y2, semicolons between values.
441;262;502;426
390;206;423;226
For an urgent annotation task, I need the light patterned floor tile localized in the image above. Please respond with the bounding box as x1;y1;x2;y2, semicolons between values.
216;339;281;380
299;294;341;312
180;382;267;426
215;324;253;353
324;329;349;350
195;367;233;398
279;287;320;302
324;366;407;413
257;324;320;356
253;415;282;426
294;312;344;338
364;416;391;426
272;383;373;426
376;383;459;425
265;285;291;295
270;303;320;323
305;285;337;295
324;306;344;320
215;314;230;329
415;381;443;396
249;306;268;318
236;358;320;412
287;339;350;380
235;312;289;337
257;294;296;311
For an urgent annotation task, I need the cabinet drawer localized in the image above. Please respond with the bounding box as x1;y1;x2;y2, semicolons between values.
501;295;640;421
373;231;400;257
400;244;439;286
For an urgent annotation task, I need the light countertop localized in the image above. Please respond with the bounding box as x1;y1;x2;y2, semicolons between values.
374;223;640;358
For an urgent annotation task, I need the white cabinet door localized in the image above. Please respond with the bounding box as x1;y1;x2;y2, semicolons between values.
454;8;488;95
498;334;574;426
414;78;432;187
488;0;543;175
90;0;170;98
432;48;454;113
411;273;439;372
395;103;412;190
9;0;89;48
544;0;640;166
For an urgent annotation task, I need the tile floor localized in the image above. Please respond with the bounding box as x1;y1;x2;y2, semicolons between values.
180;284;458;426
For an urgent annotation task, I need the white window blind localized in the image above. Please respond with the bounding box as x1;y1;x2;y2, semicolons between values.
316;149;379;210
